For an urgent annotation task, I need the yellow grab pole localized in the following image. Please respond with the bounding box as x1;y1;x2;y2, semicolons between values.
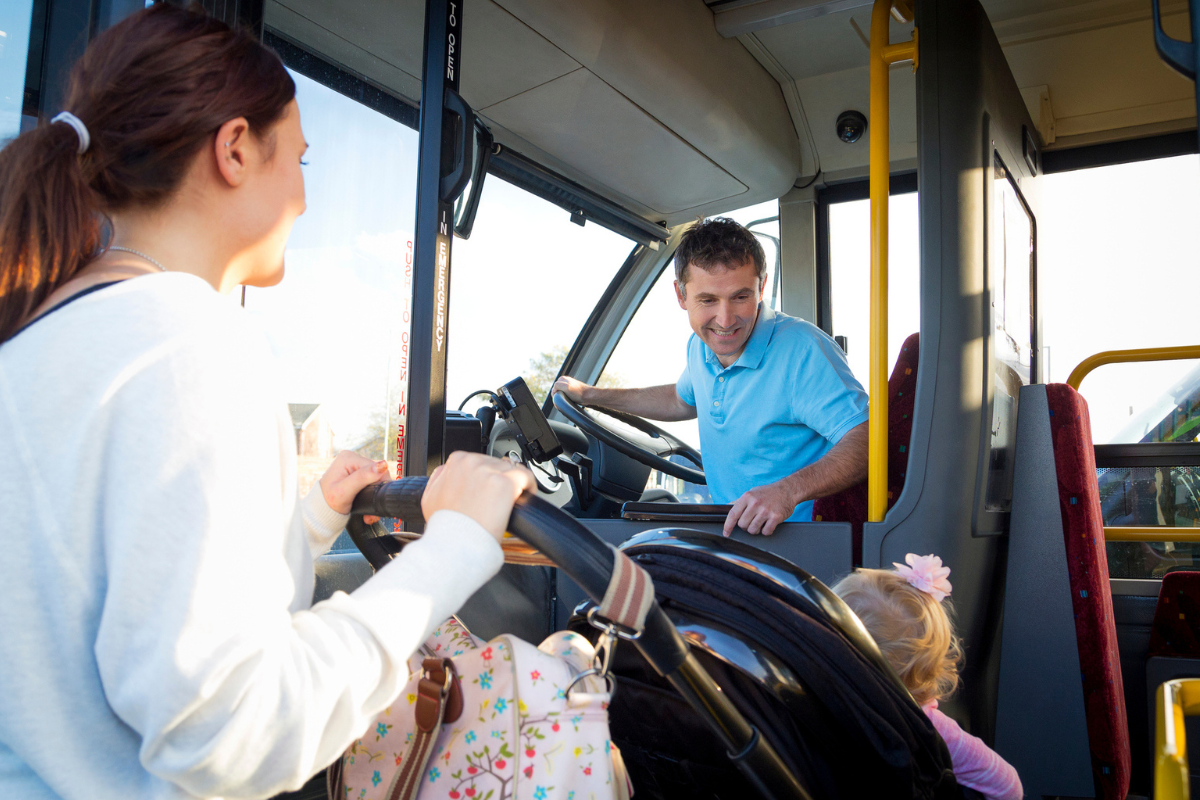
1156;679;1200;800
1067;345;1200;392
1104;527;1200;543
868;0;917;522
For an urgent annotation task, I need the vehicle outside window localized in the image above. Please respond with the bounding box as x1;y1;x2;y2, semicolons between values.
598;200;781;501
242;70;419;499
1040;153;1200;578
447;178;635;410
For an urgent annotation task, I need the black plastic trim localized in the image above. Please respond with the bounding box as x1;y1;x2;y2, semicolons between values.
489;145;669;246
264;30;419;129
1041;130;1199;175
1094;443;1200;468
816;170;919;205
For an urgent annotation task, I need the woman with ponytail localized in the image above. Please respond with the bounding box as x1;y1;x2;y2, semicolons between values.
0;7;532;799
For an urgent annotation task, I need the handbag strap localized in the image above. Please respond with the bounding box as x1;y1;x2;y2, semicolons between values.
386;658;462;800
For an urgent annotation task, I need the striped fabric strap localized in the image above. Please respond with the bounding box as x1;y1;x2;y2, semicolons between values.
598;547;656;633
387;660;455;800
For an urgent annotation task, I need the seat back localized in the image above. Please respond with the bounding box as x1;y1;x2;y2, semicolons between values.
1149;571;1200;659
1045;383;1131;798
813;332;919;566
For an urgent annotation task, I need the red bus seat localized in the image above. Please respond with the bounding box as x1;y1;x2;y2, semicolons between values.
813;332;919;566
1045;384;1131;798
1149;571;1200;658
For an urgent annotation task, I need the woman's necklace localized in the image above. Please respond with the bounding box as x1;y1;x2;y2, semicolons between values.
108;245;168;273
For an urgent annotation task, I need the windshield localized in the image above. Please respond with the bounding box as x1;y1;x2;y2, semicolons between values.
447;177;635;409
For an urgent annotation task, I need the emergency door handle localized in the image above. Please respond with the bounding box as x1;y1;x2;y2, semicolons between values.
440;87;475;202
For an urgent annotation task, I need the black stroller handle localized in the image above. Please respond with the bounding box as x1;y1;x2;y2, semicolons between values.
349;478;811;800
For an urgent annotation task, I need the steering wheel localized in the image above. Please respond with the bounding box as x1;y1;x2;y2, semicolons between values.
345;478;810;800
552;392;706;485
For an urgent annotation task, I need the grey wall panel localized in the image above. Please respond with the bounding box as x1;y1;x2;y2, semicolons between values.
994;384;1093;798
861;0;1040;741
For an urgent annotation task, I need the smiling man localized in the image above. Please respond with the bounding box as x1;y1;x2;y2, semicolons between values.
554;217;869;536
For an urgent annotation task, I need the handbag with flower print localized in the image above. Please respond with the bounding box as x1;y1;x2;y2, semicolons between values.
328;618;632;800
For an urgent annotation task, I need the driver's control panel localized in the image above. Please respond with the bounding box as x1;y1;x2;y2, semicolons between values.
494;377;563;463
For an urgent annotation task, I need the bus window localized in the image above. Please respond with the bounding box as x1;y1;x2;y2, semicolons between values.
1041;153;1200;578
447;177;635;409
2;0;36;141
827;192;920;386
242;69;419;501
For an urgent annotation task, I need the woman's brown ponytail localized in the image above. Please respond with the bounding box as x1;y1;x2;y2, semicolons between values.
0;3;295;344
0;119;102;342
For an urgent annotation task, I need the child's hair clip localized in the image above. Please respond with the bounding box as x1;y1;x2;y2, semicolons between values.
893;553;953;601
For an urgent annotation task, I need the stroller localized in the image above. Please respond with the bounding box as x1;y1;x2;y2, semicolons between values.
349;479;968;800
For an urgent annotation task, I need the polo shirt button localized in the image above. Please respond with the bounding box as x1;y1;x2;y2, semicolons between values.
714;401;720;407
719;376;725;383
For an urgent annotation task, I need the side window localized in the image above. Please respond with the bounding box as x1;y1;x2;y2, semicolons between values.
826;191;920;386
1040;154;1200;579
242;69;419;500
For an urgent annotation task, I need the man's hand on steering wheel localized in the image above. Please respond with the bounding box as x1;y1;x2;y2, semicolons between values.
723;477;800;538
552;375;591;404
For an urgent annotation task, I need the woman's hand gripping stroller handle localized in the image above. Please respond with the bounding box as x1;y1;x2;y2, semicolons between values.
348;477;812;800
348;478;691;675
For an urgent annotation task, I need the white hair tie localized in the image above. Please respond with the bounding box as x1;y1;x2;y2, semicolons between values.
51;112;90;155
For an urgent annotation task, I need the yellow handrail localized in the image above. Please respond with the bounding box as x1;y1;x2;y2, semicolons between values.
868;0;918;522
1156;678;1200;800
1105;527;1200;543
1067;346;1200;391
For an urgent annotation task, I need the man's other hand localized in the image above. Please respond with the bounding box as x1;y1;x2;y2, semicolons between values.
723;479;799;537
553;375;592;403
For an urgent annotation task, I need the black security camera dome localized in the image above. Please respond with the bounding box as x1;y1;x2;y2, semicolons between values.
836;110;868;144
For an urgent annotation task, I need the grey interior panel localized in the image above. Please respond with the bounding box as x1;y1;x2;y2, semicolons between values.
993;384;1094;798
861;0;1039;742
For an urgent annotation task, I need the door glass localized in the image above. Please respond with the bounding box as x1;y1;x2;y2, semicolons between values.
242;70;420;498
1;0;36;143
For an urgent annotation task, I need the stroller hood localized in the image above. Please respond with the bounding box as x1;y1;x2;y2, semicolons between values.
573;530;964;800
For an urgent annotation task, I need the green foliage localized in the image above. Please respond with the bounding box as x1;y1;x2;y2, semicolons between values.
523;345;625;405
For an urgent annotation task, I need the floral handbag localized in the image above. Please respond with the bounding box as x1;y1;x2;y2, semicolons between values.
328;618;632;800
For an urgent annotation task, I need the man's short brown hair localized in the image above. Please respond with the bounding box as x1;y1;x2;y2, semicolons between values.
673;217;766;287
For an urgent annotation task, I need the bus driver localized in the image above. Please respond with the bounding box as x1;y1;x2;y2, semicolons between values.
555;218;869;537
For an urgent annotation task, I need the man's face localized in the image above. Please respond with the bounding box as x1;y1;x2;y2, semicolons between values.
674;259;766;366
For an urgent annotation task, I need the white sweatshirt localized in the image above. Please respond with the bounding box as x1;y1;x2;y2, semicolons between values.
0;273;504;800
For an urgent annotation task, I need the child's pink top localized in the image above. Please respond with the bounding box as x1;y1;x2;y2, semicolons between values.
923;701;1023;800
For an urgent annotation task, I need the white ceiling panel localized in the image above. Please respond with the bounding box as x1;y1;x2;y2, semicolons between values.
483;69;748;215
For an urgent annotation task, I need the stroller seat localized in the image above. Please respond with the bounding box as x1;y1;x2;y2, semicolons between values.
571;530;966;800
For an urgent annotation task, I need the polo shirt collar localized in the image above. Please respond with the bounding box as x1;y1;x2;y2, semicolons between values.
703;303;776;370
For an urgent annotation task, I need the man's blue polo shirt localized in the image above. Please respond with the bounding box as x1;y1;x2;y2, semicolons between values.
676;304;869;522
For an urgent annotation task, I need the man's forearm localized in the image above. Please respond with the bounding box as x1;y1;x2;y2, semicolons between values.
782;421;869;503
582;384;697;422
